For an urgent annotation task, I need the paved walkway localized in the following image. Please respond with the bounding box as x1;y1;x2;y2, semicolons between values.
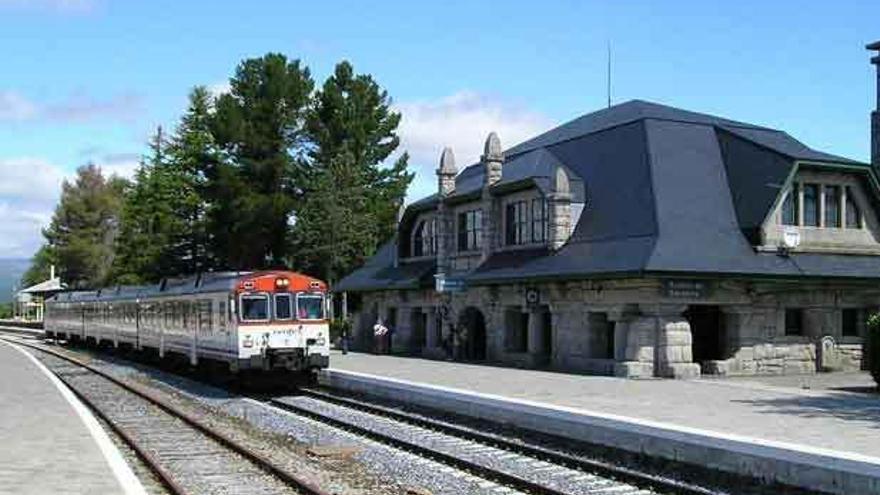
0;339;144;494
330;352;880;459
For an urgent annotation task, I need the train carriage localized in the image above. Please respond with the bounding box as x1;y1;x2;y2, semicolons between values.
44;271;330;373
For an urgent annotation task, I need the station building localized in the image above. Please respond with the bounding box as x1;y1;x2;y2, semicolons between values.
337;48;880;378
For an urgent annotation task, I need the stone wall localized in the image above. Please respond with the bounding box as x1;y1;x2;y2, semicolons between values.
348;277;880;378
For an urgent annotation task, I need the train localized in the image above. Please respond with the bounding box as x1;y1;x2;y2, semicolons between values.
44;270;330;374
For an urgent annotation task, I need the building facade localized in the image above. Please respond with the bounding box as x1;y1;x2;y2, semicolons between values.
337;51;880;378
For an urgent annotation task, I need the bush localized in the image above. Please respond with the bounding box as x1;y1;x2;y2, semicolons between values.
0;303;11;319
867;313;880;388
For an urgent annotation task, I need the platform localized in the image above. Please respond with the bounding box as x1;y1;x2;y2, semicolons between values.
322;351;880;494
0;339;145;495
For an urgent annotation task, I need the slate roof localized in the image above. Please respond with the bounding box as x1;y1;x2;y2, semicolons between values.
337;100;878;292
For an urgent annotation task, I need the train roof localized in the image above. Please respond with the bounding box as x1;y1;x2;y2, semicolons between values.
46;270;327;303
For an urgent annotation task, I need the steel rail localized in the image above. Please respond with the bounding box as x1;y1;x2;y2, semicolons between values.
269;396;580;495
298;387;720;495
2;337;332;495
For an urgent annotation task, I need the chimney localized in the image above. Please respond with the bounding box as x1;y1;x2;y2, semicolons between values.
481;132;503;262
482;132;504;187
437;147;457;197
548;165;573;250
869;41;880;171
436;147;457;274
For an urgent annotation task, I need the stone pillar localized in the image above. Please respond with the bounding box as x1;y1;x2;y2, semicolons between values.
436;147;457;275
527;308;548;366
391;307;415;354
481;133;503;262
548;165;572;250
425;308;438;348
614;305;700;379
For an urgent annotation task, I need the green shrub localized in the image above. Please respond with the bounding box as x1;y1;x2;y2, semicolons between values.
867;313;880;388
0;303;11;319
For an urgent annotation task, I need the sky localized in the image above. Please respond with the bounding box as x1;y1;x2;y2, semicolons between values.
0;0;878;260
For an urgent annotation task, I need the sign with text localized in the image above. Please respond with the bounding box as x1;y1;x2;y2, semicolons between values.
661;279;710;299
434;274;467;293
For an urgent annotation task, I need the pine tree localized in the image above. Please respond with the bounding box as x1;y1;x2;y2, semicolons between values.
21;244;57;288
210;53;314;269
41;164;127;289
294;61;413;282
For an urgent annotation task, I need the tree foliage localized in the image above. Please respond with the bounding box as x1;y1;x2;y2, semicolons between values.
21;244;57;288
25;54;412;288
294;61;413;283
112;88;216;283
210;53;314;269
40;164;127;289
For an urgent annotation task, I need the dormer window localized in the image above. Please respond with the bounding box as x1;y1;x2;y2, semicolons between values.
779;181;863;230
506;201;529;245
803;183;819;227
825;185;841;227
531;198;548;243
413;218;437;257
846;186;863;228
782;187;798;226
458;210;482;252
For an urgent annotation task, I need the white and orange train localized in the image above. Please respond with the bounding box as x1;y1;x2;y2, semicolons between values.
44;271;330;374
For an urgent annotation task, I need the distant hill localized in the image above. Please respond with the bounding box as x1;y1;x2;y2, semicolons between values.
0;259;29;303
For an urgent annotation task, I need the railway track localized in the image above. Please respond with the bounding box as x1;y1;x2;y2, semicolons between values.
2;329;724;495
1;336;331;495
264;391;720;495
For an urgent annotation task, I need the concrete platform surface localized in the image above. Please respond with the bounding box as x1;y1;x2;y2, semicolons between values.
326;351;880;494
0;340;145;495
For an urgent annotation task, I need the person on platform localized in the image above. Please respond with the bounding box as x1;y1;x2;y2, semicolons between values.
373;319;389;354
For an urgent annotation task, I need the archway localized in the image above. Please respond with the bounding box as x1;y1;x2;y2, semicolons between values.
458;307;487;361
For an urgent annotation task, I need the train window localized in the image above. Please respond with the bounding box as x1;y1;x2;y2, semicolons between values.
218;301;227;332
240;294;269;322
275;294;293;320
296;294;325;320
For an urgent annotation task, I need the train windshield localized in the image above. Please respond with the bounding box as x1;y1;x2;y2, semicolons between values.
240;294;269;321
296;294;325;320
275;293;292;320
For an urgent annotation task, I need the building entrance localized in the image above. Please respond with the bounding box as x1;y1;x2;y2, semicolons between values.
685;305;726;366
459;307;487;361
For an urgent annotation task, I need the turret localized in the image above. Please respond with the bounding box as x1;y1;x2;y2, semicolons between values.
481;133;504;261
548;165;572;250
437;147;457;197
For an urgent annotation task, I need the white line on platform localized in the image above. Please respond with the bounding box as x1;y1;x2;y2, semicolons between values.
329;367;880;470
2;340;148;495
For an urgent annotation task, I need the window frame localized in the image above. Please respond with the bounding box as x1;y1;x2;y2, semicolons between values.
531;198;548;243
845;186;862;229
274;293;293;321
802;183;819;227
781;185;799;226
457;209;483;252
824;185;841;228
295;293;326;321
505;200;529;246
239;293;271;323
842;308;860;337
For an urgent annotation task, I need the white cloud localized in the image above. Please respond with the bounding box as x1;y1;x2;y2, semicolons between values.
0;90;143;124
0;157;66;258
0;153;139;258
394;91;554;201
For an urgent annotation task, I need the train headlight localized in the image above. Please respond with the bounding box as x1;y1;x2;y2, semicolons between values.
316;336;326;346
275;278;290;289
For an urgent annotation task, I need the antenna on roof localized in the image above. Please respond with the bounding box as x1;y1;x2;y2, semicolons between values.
607;40;612;108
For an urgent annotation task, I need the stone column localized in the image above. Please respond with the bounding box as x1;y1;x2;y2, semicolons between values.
527;308;548;366
436;147;457;275
481;133;503;263
614;305;700;379
548;165;572;250
656;317;700;379
391;307;416;354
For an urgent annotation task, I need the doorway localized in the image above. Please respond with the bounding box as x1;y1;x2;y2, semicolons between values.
459;307;487;361
685;305;725;365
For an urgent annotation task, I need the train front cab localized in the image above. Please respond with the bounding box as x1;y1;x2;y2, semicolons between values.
232;273;330;373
